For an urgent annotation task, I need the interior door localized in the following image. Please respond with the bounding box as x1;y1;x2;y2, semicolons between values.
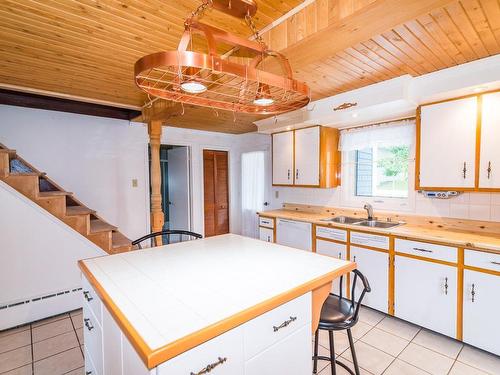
272;131;294;185
203;150;229;237
479;92;500;189
167;147;190;232
419;97;477;188
395;256;457;337
294;127;320;186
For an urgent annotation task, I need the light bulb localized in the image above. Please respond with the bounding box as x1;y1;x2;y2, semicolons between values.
180;81;207;94
253;97;274;106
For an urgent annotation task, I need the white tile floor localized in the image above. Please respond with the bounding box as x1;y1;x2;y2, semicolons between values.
1;306;499;375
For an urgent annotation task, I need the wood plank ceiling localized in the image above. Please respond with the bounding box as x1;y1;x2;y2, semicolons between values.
0;0;499;133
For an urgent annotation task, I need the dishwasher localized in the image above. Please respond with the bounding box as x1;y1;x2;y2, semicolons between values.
276;219;312;251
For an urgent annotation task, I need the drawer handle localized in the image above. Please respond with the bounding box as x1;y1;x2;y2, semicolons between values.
444;277;448;295
287;169;291;180
273;316;297;332
487;161;492;179
471;283;475;303
83;291;93;302
463;162;467;179
338;252;342;259
190;357;227;375
86;372;93;375
413;247;433;253
84;318;94;331
491;261;500;266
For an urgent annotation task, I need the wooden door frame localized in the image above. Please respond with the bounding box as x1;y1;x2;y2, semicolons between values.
201;146;231;237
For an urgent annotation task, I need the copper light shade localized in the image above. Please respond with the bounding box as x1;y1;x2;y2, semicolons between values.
134;1;310;115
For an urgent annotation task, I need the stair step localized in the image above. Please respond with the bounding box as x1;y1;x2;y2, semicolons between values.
90;219;117;234
112;232;132;249
66;206;95;216
39;191;72;197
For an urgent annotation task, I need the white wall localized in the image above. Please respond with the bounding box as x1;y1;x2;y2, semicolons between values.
0;104;150;240
0;181;105;329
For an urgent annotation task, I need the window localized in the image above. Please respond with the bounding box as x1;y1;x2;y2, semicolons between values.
340;120;415;210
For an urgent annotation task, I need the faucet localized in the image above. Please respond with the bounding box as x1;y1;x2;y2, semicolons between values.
363;203;374;221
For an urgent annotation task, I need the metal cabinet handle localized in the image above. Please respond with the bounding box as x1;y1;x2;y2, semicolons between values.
86;371;93;375
471;283;475;303
287;169;291;180
444;277;448;295
338;252;342;259
353;255;357;262
84;318;94;331
463;162;467;179
487;161;492;179
83;291;93;302
273;316;297;332
190;357;227;375
296;169;299;180
413;247;433;253
491;261;500;266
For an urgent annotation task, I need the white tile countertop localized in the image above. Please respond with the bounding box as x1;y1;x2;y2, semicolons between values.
79;234;354;368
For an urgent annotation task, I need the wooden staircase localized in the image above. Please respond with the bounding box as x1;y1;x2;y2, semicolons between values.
0;143;132;254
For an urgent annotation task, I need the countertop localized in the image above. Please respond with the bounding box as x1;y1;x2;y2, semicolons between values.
79;234;354;369
260;209;500;253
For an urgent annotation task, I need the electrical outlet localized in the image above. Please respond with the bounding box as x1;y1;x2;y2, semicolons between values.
132;179;138;187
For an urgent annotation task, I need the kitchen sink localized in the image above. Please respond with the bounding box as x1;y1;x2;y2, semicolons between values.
320;216;363;224
355;220;404;229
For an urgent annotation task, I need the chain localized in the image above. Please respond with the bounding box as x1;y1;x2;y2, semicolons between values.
245;13;266;49
185;0;213;27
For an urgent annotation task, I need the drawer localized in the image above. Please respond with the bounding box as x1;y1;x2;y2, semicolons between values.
315;226;347;242
83;304;103;375
259;217;274;229
316;239;346;259
245;323;312;375
157;326;244;375
395;239;457;263
259;227;274;243
82;276;102;326
350;231;389;250
465;249;500;272
244;292;311;361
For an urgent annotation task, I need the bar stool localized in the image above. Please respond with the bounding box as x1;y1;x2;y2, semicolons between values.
313;269;371;375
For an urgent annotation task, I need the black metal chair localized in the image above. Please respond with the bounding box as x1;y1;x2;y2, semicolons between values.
132;230;202;249
313;269;371;375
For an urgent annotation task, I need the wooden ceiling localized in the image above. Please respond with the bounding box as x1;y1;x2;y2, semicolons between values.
0;0;499;133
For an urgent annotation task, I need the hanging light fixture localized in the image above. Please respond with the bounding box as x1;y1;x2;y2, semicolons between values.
134;0;310;115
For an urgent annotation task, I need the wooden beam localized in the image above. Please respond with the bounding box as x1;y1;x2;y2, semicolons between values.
265;0;456;72
0;89;141;121
148;120;164;246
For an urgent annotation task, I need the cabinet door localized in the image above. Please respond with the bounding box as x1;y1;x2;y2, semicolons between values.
259;227;274;243
479;92;500;189
316;239;348;296
395;256;456;337
419;97;477;188
463;270;500;355
272;131;294;185
294;127;320;186
350;246;388;313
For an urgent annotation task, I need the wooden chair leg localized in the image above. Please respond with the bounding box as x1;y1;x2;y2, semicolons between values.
329;330;337;375
313;330;319;374
347;328;360;375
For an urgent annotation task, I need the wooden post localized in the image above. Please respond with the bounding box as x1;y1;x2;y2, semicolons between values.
148;120;164;246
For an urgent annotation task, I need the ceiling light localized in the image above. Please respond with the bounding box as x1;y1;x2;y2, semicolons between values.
180;81;207;94
254;83;274;106
254;97;274;106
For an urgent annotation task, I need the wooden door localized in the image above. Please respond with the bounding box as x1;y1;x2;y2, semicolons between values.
418;97;477;189
395;256;457;337
272;131;294;185
463;270;500;355
203;150;229;237
294;126;320;186
479;92;500;189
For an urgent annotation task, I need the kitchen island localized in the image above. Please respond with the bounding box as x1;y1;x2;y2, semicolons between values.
79;234;355;375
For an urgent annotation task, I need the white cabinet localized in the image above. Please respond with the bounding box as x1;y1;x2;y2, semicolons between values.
316;239;348;296
418;97;478;188
272;131;294;185
259;227;274;243
395;256;457;337
294;127;320;186
479;92;500;189
350;246;388;313
276;219;312;251
463;270;500;355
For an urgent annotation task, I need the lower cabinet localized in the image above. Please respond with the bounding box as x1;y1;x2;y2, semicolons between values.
259;227;274;242
316;239;348;296
276;219;312;251
350;246;388;313
395;256;457;337
463;270;500;355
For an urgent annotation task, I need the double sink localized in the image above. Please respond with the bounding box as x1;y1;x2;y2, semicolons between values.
320;216;405;229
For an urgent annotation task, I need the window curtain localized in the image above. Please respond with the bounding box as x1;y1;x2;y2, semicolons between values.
339;119;415;152
241;151;265;238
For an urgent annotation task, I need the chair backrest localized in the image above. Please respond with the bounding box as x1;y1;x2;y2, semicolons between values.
338;269;371;322
132;230;202;249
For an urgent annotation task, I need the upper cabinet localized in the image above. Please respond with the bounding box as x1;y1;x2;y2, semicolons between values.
272;126;340;188
416;91;500;191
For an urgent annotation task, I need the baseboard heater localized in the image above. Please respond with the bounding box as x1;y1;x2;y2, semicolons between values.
0;286;82;311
